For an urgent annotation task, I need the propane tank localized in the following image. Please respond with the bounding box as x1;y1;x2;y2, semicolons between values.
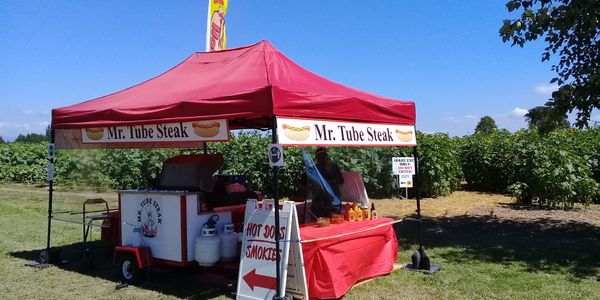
131;227;142;247
195;215;221;267
219;223;239;262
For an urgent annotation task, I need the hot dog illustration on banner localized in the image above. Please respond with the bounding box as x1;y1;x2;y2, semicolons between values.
85;128;104;140
282;124;310;141
192;120;221;138
395;129;414;142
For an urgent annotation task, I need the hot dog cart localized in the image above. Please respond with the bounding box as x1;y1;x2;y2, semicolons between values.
108;154;258;283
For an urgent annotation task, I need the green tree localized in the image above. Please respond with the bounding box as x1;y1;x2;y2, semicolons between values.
0;136;4;143
475;116;498;134
525;106;569;134
499;0;600;128
14;133;47;143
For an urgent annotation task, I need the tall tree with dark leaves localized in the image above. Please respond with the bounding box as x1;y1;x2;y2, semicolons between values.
499;0;600;128
475;116;498;134
525;105;570;134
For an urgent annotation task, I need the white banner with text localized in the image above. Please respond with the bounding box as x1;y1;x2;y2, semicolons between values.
81;120;228;144
276;117;416;146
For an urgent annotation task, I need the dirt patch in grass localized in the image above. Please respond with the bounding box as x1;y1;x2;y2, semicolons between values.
374;190;600;227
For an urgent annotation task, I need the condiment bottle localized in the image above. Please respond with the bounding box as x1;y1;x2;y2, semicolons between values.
370;203;377;220
361;206;370;221
348;207;356;222
356;206;363;221
344;202;351;221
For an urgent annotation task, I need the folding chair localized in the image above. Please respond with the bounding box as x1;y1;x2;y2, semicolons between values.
82;198;111;258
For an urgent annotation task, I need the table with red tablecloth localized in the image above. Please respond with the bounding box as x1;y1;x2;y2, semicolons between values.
299;217;399;299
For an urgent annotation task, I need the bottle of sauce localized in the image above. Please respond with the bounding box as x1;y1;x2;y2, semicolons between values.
356;205;363;221
370;203;378;220
348;208;356;221
344;202;352;221
361;206;370;221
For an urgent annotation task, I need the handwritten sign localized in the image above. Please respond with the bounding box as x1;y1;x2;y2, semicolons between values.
236;200;307;300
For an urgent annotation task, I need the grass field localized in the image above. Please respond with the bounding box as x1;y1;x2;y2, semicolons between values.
1;183;599;299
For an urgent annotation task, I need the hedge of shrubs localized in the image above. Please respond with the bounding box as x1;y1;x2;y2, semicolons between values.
0;131;462;199
2;128;598;207
460;128;600;208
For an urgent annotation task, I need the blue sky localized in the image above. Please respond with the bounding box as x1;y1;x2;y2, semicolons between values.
1;0;584;140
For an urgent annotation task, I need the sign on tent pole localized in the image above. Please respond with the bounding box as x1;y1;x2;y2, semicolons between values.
236;200;308;300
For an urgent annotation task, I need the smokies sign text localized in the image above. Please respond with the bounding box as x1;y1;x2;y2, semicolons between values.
276;117;416;146
244;221;286;262
81;119;228;144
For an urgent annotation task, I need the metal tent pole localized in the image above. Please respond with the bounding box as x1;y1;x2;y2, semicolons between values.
271;116;283;299
413;146;422;250
44;129;55;262
406;139;439;273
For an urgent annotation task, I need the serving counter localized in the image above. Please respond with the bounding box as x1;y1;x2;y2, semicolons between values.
299;218;398;299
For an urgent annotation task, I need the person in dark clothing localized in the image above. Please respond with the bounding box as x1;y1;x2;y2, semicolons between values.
309;147;344;217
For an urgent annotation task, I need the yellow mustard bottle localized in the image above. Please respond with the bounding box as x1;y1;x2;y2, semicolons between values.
356;206;363;221
349;207;356;222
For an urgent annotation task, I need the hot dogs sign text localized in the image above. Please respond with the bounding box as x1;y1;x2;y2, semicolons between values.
237;200;308;300
81;119;228;144
244;222;286;261
276;117;416;146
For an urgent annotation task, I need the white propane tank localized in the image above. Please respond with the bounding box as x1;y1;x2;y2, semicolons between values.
219;223;239;262
195;227;221;267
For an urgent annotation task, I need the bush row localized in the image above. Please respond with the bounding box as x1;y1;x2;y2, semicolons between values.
0;131;462;199
460;128;600;207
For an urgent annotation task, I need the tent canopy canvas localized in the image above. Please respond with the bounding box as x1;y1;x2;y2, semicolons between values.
52;41;415;132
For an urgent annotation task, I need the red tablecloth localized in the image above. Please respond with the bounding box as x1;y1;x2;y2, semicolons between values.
300;218;398;299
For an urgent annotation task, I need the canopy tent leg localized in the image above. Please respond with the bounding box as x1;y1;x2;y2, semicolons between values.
413;146;422;250
32;129;60;266
45;131;54;258
271;116;284;300
405;145;440;273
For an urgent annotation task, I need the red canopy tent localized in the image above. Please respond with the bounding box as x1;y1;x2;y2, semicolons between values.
45;40;424;298
52;40;414;137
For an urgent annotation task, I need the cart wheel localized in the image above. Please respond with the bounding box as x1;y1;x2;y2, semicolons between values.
115;254;147;285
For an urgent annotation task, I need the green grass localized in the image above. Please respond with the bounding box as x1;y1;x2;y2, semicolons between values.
1;183;599;299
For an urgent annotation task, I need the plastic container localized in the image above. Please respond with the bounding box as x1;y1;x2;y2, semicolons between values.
195;227;221;267
219;223;239;262
330;214;344;224
316;217;330;227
